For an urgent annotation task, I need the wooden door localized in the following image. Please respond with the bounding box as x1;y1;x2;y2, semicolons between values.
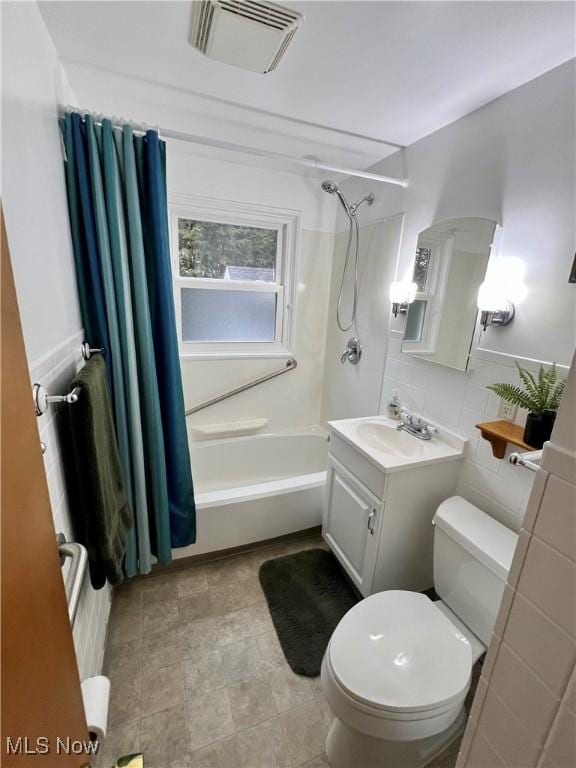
1;207;91;766
323;457;382;596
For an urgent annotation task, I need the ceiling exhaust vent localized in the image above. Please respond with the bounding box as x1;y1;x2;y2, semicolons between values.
190;0;303;74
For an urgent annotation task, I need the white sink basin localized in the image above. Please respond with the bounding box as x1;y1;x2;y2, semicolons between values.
351;420;427;459
328;415;466;472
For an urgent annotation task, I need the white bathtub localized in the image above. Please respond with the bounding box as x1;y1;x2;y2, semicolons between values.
173;429;328;559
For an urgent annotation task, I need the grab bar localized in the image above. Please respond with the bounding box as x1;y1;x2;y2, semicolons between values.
185;357;297;416
57;534;88;627
509;450;543;472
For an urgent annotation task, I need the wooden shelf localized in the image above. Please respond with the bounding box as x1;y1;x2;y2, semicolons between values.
476;420;532;459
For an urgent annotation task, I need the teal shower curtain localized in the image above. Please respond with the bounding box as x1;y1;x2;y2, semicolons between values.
61;113;196;576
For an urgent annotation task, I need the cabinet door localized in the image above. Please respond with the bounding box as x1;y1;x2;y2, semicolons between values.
323;457;382;596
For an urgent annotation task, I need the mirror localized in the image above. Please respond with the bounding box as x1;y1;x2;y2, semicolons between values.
401;217;497;371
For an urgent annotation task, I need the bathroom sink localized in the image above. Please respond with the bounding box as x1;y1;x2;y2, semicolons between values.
327;415;466;472
351;420;427;459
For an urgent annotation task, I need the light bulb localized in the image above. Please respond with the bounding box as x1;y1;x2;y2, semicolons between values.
477;281;506;312
405;282;417;304
389;281;417;304
477;281;515;330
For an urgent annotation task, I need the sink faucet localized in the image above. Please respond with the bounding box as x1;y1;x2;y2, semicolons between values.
397;411;439;441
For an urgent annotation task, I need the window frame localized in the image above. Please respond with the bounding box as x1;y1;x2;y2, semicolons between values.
169;193;300;360
402;236;453;354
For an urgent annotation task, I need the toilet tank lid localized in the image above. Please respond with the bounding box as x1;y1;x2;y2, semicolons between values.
434;496;518;580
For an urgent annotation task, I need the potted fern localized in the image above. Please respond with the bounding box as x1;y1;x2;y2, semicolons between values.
487;363;566;449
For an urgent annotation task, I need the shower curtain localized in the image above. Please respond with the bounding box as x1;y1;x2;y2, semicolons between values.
61;112;196;577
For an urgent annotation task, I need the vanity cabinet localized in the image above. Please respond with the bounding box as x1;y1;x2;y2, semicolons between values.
323;424;464;597
324;458;383;595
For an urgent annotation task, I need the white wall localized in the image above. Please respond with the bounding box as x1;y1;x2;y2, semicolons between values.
1;1;110;679
321;214;404;422
329;60;575;532
1;3;82;362
344;59;576;365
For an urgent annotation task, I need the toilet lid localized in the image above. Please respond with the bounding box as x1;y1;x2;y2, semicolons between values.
328;591;472;714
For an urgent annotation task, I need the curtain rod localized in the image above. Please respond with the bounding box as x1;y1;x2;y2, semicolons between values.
63;107;408;189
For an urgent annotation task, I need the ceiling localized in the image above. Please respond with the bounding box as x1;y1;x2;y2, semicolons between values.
40;1;574;148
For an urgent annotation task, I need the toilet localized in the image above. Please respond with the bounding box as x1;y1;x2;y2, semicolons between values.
321;496;518;768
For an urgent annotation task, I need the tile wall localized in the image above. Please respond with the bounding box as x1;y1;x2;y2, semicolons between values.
457;355;576;768
380;332;570;532
29;329;111;680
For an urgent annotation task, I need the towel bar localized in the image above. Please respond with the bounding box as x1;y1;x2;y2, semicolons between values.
81;341;104;360
33;382;81;416
509;450;542;472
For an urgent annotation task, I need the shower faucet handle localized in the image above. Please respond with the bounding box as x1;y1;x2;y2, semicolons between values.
341;337;362;365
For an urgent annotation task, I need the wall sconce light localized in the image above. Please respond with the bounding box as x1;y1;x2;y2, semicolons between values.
477;281;515;331
390;281;417;317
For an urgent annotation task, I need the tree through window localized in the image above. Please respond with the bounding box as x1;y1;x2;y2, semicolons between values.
413;246;432;291
178;220;278;281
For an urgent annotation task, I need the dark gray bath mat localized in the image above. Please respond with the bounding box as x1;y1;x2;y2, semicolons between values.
259;548;360;676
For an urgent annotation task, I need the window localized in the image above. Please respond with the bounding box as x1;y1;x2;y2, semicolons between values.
404;299;428;342
404;246;436;343
404;238;451;348
170;198;298;358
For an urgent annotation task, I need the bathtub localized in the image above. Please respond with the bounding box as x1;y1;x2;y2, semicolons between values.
172;429;328;559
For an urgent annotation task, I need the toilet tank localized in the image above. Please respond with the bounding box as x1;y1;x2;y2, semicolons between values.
433;496;518;645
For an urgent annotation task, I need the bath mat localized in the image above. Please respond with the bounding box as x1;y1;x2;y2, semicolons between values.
259;548;360;676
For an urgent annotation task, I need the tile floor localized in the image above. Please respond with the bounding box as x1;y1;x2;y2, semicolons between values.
100;533;475;768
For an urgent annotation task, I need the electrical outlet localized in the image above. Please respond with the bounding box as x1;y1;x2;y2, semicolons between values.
498;399;517;421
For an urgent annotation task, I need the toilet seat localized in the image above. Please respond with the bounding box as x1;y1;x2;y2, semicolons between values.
328;590;472;717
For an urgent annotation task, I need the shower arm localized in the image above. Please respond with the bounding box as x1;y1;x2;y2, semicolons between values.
350;194;376;215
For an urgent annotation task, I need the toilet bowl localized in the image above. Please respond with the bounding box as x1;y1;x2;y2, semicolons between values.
321;496;518;768
321;591;478;768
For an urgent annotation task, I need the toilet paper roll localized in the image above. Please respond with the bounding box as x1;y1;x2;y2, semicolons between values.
81;675;110;744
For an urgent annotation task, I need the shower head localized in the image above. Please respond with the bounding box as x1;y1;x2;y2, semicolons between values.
321;180;338;194
321;180;352;216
